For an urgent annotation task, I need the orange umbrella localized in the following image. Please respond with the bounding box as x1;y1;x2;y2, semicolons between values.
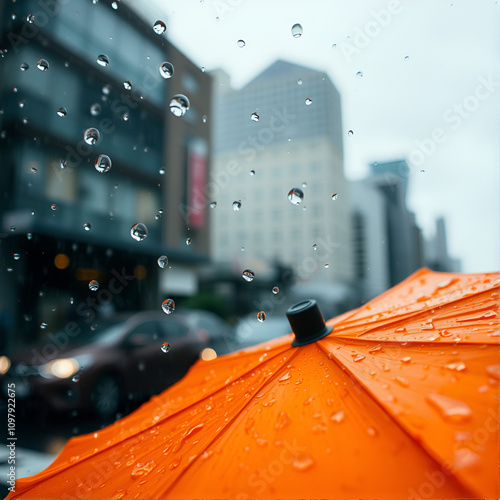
8;268;499;499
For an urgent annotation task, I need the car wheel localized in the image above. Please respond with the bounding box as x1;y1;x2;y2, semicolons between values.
90;374;121;419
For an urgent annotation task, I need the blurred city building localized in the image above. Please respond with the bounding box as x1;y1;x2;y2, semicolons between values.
209;60;355;312
351;160;425;302
0;0;210;349
425;217;461;273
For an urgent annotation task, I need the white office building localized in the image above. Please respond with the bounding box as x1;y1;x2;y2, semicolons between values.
210;60;354;285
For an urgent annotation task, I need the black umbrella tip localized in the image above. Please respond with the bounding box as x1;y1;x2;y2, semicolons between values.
286;299;333;347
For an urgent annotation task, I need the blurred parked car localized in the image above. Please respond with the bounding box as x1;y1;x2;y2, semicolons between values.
175;309;234;356
232;315;291;349
0;311;209;419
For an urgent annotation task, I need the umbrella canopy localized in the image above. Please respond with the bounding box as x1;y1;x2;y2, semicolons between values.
9;268;499;499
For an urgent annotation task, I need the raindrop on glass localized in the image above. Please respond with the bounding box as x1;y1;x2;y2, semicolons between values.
169;94;190;116
89;280;99;291
250;170;255;176
159;168;165;175
209;201;217;208
153;20;166;34
287;187;304;205
161;342;170;353
157;255;168;268
232;200;241;211
272;287;279;295
27;13;35;23
347;130;353;136
237;39;246;48
27;233;32;240
20;62;29;71
40;322;48;329
130;223;148;241
83;222;91;231
56;107;67;117
102;84;111;95
356;71;363;78
96;54;109;67
123;81;132;90
50;204;57;211
60;159;67;169
13;253;20;261
202;115;207;123
257;311;266;322
122;113;129;121
37;59;49;71
94;154;112;173
331;193;338;201
404;55;409;60
305;98;312;106
72;372;81;383
90;103;101;116
30;166;37;173
162;299;175;314
242;269;255;282
291;23;303;38
84;128;100;145
250;112;259;122
111;1;119;10
297;79;302;85
159;62;174;79
324;264;330;268
301;182;307;188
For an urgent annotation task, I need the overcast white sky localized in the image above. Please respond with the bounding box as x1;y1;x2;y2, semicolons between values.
128;0;499;273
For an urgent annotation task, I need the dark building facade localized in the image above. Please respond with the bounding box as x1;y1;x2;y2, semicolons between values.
0;0;211;350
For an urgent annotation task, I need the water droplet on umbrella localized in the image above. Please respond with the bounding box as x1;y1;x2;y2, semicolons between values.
37;59;49;71
305;98;312;106
83;222;91;231
27;13;35;23
209;201;217;208
278;372;291;382
96;54;109;67
130;223;148;241
426;393;472;422
89;280;99;291
250;112;259;122
159;62;174;79
257;311;266;322
162;299;175;314
330;410;344;423
153;20;166;34
331;193;338;201
347;130;354;136
445;361;466;372
186;237;192;245
161;342;170;353
486;364;500;380
353;354;365;362
94;154;112;173
292;455;313;471
401;356;412;363
20;62;29;71
272;287;279;295
56;107;67;117
169;94;190;116
242;269;255;282
291;23;303;38
84;128;100;145
237;39;245;47
356;71;363;78
50;204;57;211
288;187;304;205
232;200;241;211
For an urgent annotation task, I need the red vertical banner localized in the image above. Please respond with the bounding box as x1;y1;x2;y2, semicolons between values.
187;139;207;228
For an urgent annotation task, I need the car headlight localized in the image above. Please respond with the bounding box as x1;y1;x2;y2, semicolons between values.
0;356;11;375
40;358;80;379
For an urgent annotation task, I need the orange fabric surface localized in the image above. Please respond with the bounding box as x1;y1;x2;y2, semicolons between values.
9;269;499;499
